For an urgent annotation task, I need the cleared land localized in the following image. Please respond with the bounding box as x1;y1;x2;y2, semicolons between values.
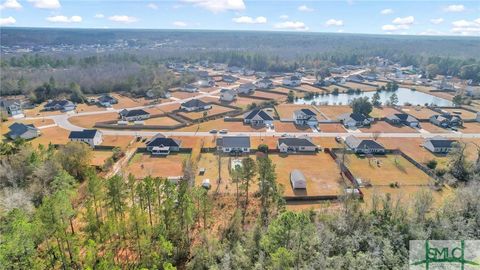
127;153;188;179
275;122;310;132
177;105;234;121
319;123;347;133
360;121;418;133
400;106;437;119
270;153;344;197
276;104;323;120
69;112;119;128
250;91;287;100
194;153;234;194
143;116;182;126
171;91;201;99
102;135;134;149
298;84;325;93
271;87;294;94
459;122;480;133
420;122;451;133
111;94;151;109
440;108;477;119
178;118;266;132
370;106;401;118
30;126;70;147
316;105;352;120
75;103;107;113
343;82;377;92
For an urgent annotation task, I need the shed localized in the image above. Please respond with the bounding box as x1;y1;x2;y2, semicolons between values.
290;169;307;189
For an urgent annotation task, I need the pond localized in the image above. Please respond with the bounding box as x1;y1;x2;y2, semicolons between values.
294;88;453;106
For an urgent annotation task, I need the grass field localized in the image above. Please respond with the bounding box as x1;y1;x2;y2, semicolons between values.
271;87;294;94
111;94;151;109
459;123;480;133
343;82;377;92
102;135;134;149
420;122;451;133
250;91;287;100
90;150;112;167
194;153;235;194
126;153;188;179
270;153;344;197
171;91;201;99
75;103;107;113
275;122;310;132
298;84;325;93
319;123;347;133
30;126;70;147
69;112;119;128
370;106;401;118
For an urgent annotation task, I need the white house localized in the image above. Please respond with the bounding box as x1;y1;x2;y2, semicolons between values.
293;109;318;127
344;135;385;154
283;76;301;87
180;84;199;93
277;137;317;153
255;78;273;89
243;109;274;127
44;100;76;111
0;99;23;116
338;113;372;128
119;109;150;121
216;136;250;154
219;89;237;102
423;136;456;154
237;83;256;95
180;99;212;112
68;129;103;147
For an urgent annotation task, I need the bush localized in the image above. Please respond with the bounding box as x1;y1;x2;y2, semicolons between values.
258;144;268;154
426;159;438;169
436;168;447;177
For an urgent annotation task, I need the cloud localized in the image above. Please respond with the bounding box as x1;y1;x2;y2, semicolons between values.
172;21;187;27
325;19;344;27
380;9;393;15
147;3;158;10
232;16;267;24
279;15;289;20
430;18;444;24
444;4;465;12
381;24;409;31
27;0;60;9
274;21;308;31
94;13;104;18
46;15;82;23
181;0;245;13
0;16;16;25
0;0;22;10
298;5;314;12
475;18;480;24
392;16;414;25
450;19;480;35
108;15;138;23
419;29;444;35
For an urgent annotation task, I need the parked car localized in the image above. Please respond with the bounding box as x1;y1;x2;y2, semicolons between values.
219;129;228;134
335;136;342;143
209;129;218;134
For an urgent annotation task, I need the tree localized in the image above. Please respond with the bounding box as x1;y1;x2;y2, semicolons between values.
240;157;257;223
287;91;295;103
258;144;269;154
56;142;92;180
351;97;372;116
257;157;281;226
389;93;399;106
372;92;381;107
452;95;463;106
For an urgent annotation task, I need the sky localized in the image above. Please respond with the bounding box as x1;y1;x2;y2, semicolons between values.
0;0;479;36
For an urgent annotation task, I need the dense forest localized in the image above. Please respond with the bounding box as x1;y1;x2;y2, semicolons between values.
0;140;479;269
1;28;480;98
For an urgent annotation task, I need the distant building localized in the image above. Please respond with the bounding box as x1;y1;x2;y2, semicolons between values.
44;100;76;111
219;89;237;102
277;137;317;153
222;74;238;83
97;95;118;107
237;83;256;95
338;113;372;128
423;136;456;153
180;99;212;112
243;109;274;127
7;122;40;140
197;77;215;88
243;69;255;76
290;169;307;189
216;136;251;154
119;109;150;121
293;109;318;127
180;84;199;93
346;74;364;83
345;135;385;154
146;134;181;155
429;114;463;128
386;113;419;127
255;78;273;89
0;99;23;116
283;76;301;87
68;129;103;147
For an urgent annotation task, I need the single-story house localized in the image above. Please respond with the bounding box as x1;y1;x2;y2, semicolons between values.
227;66;242;74
283;76;301;87
7;122;40;140
180;84;199;93
180;99;212;112
277;137;317;153
97;95;118;107
386;113;420;127
119;109;150;121
197;77;215;88
345;135;385;154
338;113;372;128
243;109;274;127
346;74;364;83
423;136;456;154
146;134;182;155
243;69;255;76
293;109;318;127
363;73;378;81
44;100;76;111
216;136;251;154
237;83;256;95
222;75;238;83
255;78;273;89
0;99;23;116
68;129;103;147
219;89;237;102
430;114;463;128
290;169;307;189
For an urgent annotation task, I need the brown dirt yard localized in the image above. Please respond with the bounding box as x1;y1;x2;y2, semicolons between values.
343;82;377;92
440;108;478;119
90;150;112;167
298;84;325;93
30;126;70;147
177;104;234;121
126;153;189;179
360;121;419;133
370;106;401;118
319;123;347;133
102;135;134;149
270;153;344;197
316;105;352;120
420;122;451;133
69;112;119;128
458;122;480;133
399;106;438;120
178;118;266;132
276;104;324;120
111;94;151;109
250;91;287;100
143;116;182;126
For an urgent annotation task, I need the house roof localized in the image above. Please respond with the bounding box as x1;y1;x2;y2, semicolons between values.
295;108;316;117
244;109;273;121
239;83;255;89
345;135;384;150
0;99;21;108
223;74;237;81
426;136;456;148
69;129;100;139
278;137;316;147
258;78;273;84
120;109;149;117
8;122;37;136
388;113;418;122
45;99;73;108
98;95;116;103
147;134;181;147
181;99;209;108
217;136;250;148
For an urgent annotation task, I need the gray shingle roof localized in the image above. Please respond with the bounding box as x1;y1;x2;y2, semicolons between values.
147;134;181;147
217;136;250;148
181;99;209;108
8;122;37;136
278;137;316;147
69;129;100;139
120;109;149;117
244;109;273;121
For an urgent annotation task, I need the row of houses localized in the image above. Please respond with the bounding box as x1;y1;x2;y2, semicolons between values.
242;108;319;128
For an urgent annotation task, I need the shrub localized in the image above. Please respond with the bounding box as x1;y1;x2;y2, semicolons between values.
426;159;438;169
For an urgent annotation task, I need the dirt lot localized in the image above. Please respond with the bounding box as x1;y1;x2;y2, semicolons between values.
250;91;287;100
458;122;480;133
69;112;119;128
126;153;188;179
76;103;107;113
276;104;323;120
319;123;347;133
420;122;451;133
275;122;311;132
360;121;419;133
347;154;433;186
102;135;134;149
298;84;325;93
316;105;352;120
30;126;70;147
90;150;112;167
143;116;182;126
171;91;201;99
178;118;266;132
370;106;401;118
111;94;151;109
399;106;437;120
178;104;234;121
229;97;262;109
361;185;448;208
271;87;294;94
440;108;478;119
23;103;64;117
270;153;344;197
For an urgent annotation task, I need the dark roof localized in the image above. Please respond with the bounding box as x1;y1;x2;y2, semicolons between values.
98;95;116;103
8;122;37;135
299;108;316;116
147;134;181;147
278;137;316;147
0;99;21;107
349;113;367;121
244;109;273;121
69;129;100;139
45;99;72;108
345;135;384;150
120;109;149;117
223;74;237;80
427;137;455;148
181;99;209;108
290;76;301;80
239;83;255;89
217;136;250;148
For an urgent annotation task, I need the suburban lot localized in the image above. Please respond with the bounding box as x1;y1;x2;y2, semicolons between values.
102;135;134;149
250;91;287;101
370;106;401;118
298;84;325;93
177;104;234;121
69;112;119;128
360;121;418;133
440;108;477;119
319;123;347;133
143;116;182;126
194;153;234;194
276;104;323;120
316;105;352;120
343;82;377;92
76;103;107;113
30;126;70;147
270;153;344;197
458;122;480;133
361;185;448;208
275;122;310;132
127;153;188;179
171;91;201;100
179;118;266;132
111;94;151;109
400;106;437;119
420;122;451;133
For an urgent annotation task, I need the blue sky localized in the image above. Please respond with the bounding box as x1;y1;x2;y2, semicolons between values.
1;0;479;36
